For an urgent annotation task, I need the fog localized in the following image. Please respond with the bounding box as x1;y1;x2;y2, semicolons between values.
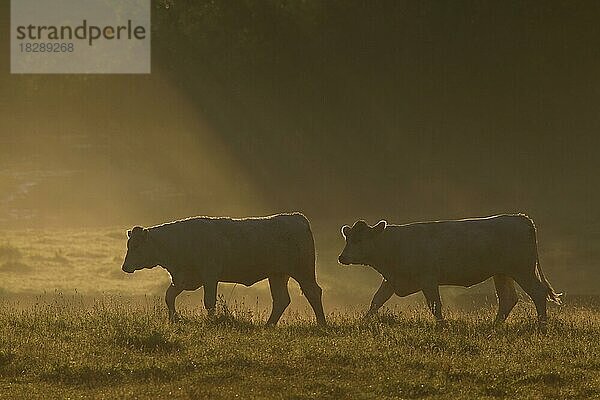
1;2;599;298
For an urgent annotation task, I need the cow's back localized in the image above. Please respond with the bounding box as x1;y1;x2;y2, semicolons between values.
152;213;315;285
217;213;313;264
377;214;537;286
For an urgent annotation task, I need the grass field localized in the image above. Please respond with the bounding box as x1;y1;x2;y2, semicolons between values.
0;297;599;399
0;229;599;399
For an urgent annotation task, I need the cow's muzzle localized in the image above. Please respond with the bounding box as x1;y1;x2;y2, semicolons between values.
122;264;135;273
338;255;350;265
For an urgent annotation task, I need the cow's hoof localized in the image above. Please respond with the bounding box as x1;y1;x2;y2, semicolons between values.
435;320;448;330
538;321;548;334
492;320;507;331
169;313;181;324
362;312;376;320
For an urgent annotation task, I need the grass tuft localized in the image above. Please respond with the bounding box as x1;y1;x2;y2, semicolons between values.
113;326;182;353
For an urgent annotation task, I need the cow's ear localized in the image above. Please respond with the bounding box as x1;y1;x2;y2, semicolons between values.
127;229;132;238
373;220;387;234
341;225;351;238
353;220;368;231
129;226;148;240
142;228;149;240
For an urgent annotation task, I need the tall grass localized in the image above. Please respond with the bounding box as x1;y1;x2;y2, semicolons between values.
0;295;598;399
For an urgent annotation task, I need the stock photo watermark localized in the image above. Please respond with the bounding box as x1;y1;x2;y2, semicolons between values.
11;0;150;74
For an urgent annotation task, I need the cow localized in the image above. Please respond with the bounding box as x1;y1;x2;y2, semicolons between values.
121;213;326;326
338;214;561;329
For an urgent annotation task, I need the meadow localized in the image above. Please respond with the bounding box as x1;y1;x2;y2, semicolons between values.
0;229;599;399
0;297;599;399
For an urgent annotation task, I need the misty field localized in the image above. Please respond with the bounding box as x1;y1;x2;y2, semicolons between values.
0;229;599;399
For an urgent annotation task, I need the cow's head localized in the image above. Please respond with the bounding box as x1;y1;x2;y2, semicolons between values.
338;220;387;266
121;226;158;273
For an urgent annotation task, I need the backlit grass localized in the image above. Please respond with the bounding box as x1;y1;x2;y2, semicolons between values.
0;296;598;399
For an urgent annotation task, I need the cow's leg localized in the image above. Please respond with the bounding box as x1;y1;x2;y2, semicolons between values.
365;279;395;317
514;274;548;331
422;284;444;324
296;277;326;326
493;275;518;324
203;280;218;317
165;284;183;322
267;275;291;326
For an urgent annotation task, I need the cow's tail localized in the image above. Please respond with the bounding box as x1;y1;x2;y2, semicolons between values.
305;217;317;270
535;254;562;305
295;213;316;271
530;218;562;305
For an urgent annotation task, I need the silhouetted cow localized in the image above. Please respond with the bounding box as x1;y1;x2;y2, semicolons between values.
122;213;325;325
339;214;561;328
